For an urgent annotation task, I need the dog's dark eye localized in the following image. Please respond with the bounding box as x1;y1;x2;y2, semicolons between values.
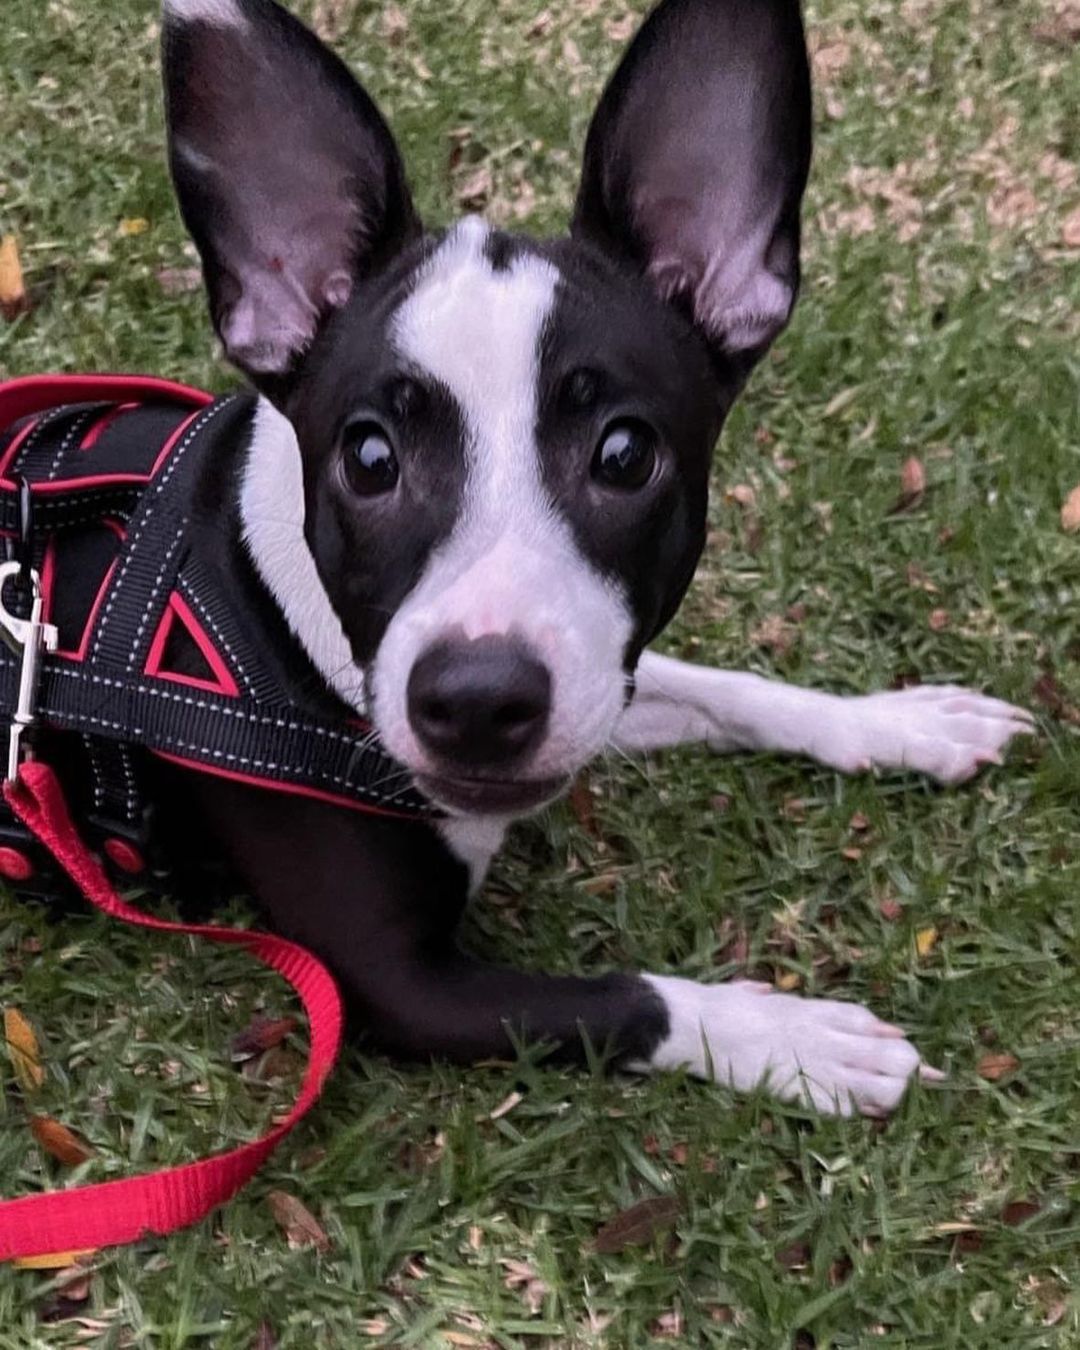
591;420;658;491
341;422;399;496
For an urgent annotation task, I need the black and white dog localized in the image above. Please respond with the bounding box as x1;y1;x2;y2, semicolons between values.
158;0;1030;1117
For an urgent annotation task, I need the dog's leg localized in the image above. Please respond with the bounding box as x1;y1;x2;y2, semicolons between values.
192;772;933;1117
612;651;1033;784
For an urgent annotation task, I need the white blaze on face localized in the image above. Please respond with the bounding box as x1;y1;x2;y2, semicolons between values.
371;216;633;786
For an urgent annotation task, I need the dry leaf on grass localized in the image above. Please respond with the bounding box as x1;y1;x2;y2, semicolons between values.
928;609;950;632
266;1190;331;1252
977;1052;1020;1081
5;1007;45;1091
1001;1199;1040;1225
0;235;30;321
750;613;797;657
117;217;149;238
890;456;926;513
155;266;202;296
568;773;600;837
29;1116;95;1166
1063;207;1080;249
592;1196;682;1253
1061;485;1080;531
231;1016;297;1062
915;926;939;957
502;1258;550;1313
251;1322;279;1350
1032;2;1080;46
12;1249;96;1270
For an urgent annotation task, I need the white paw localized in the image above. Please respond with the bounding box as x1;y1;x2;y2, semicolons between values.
814;685;1034;784
639;975;941;1117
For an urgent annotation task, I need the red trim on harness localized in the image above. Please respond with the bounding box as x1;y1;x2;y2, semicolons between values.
0;375;212;429
151;749;421;822
0;417;43;478
79;402;141;451
144;593;241;697
0;760;343;1262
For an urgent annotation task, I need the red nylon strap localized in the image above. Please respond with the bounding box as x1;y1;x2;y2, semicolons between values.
0;759;343;1262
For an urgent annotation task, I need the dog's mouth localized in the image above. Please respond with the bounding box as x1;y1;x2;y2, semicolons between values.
416;772;569;816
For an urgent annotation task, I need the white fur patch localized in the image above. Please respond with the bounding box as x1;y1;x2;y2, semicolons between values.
635;974;929;1118
240;397;366;710
370;217;633;806
164;0;248;26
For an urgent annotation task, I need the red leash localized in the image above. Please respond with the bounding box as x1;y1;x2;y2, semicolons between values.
0;759;343;1262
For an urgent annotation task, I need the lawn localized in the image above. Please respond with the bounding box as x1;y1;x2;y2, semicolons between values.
2;0;1080;1345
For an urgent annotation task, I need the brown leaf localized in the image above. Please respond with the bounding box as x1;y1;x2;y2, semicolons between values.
1001;1199;1040;1226
568;774;600;837
604;13;636;42
928;608;950;632
1061;485;1080;531
0;235;30;321
454;165;493;211
1063;206;1080;249
39;1269;92;1324
266;1190;331;1252
1032;671;1080;723
879;897;903;922
241;1047;303;1083
251;1322;278;1350
750;613;796;657
380;3;408;43
776;1240;812;1270
977;1052;1020;1081
29;1116;95;1167
849;811;871;833
5;1007;45;1092
1032;4;1080;46
155;266;202;296
231;1016;297;1062
728;483;756;508
592;1196;681;1253
915;926;939;958
889;456;926;514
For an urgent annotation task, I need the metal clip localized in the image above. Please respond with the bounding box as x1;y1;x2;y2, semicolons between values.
0;561;59;781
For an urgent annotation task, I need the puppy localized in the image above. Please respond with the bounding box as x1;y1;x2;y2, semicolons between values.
140;0;1031;1117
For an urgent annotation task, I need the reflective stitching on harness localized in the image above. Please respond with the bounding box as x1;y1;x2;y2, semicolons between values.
47;409;97;481
90;399;236;660
126;522;186;672
27;664;428;810
177;581;257;697
45;706;409;798
11;405;69;473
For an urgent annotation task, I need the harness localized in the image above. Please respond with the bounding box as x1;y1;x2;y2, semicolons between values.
0;374;431;887
0;375;433;1262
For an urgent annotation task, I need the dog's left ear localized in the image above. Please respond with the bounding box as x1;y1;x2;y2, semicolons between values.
572;0;812;367
161;0;419;386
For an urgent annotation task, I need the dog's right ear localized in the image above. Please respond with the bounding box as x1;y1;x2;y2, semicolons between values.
162;0;418;386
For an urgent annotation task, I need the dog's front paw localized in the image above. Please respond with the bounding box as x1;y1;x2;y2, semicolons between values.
639;976;940;1117
816;685;1034;784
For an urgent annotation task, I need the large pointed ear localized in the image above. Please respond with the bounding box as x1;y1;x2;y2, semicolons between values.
161;0;419;383
572;0;811;364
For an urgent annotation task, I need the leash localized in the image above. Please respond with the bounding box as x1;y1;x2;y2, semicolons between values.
0;759;344;1260
0;554;343;1260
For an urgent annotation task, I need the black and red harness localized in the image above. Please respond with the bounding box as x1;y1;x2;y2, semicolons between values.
0;375;430;1262
0;374;431;889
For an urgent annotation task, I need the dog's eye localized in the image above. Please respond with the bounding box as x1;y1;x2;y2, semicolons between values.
591;420;658;491
341;422;399;496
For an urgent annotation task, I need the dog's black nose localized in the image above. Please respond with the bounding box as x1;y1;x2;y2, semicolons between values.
407;636;551;768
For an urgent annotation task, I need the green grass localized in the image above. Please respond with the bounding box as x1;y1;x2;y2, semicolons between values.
2;0;1080;1344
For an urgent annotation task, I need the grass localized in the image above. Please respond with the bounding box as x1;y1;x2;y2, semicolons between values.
2;0;1080;1344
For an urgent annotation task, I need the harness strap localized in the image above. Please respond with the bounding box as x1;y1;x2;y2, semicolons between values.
0;759;343;1262
0;654;430;817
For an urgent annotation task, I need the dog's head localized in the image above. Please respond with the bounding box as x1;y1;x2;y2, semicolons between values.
162;0;811;818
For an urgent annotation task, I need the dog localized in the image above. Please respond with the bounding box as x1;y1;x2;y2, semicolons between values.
51;0;1028;1120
